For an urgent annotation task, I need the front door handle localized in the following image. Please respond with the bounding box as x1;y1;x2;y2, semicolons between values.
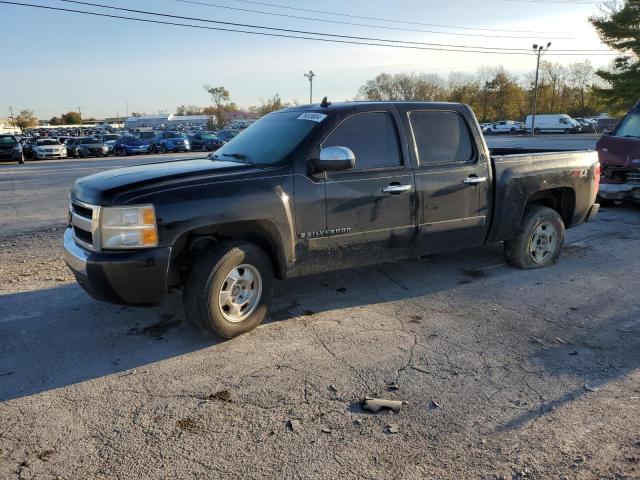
463;176;487;185
382;184;412;194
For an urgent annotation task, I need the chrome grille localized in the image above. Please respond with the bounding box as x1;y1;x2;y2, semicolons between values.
70;199;101;251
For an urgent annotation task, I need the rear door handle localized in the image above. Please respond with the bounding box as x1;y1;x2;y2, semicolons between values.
382;184;412;194
463;176;487;185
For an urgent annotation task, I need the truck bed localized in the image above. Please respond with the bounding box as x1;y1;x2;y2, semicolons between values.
486;150;599;243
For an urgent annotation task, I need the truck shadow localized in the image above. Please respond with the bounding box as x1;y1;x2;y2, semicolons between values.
0;244;510;402
1;228;636;406
496;306;640;432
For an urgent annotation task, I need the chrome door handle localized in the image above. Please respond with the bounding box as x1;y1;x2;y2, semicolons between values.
382;184;412;193
463;176;487;185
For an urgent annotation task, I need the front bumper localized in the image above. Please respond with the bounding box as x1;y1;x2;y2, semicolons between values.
0;150;22;160
598;183;640;202
125;146;151;154
63;227;171;305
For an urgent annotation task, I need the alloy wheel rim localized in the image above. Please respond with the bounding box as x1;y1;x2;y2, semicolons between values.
529;222;558;265
217;264;262;323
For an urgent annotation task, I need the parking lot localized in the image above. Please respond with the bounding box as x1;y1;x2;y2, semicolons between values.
0;134;638;479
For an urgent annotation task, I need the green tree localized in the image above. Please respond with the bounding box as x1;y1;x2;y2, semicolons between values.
61;111;82;125
13;110;39;130
49;116;62;126
590;1;640;112
204;85;237;129
256;94;289;116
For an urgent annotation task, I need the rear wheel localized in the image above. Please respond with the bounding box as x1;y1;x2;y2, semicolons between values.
183;241;274;339
505;205;565;269
534;128;541;135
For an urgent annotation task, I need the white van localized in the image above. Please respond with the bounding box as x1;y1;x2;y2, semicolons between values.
524;114;581;134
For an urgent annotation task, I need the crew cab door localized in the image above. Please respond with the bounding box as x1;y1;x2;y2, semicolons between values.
402;108;491;254
308;109;416;270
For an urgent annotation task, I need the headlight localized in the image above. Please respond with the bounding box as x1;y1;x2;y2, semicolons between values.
100;205;158;249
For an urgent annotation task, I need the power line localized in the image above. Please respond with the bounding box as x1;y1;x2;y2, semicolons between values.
223;0;574;35
51;0;616;54
175;0;576;40
0;1;618;56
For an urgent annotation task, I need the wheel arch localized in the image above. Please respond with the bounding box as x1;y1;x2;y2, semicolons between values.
524;187;576;227
169;220;288;289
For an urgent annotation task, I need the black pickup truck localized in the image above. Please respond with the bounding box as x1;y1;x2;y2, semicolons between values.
64;101;600;338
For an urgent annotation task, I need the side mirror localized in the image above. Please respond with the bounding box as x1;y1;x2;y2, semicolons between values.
313;146;355;172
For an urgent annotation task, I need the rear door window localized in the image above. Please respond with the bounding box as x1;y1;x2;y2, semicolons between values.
409;110;474;165
322;112;402;170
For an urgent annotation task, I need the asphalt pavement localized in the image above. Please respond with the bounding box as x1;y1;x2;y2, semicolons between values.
1;133;639;478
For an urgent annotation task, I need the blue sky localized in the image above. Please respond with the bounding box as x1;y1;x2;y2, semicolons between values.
0;0;609;119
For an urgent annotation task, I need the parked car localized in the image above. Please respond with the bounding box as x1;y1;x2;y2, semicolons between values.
596;101;640;203
22;137;38;158
524;114;581;134
575;118;597;133
595;117;620;134
479;123;492;134
101;134;120;155
74;137;109;158
215;129;240;142
153;131;190;153
65;138;81;157
486;120;521;135
189;131;226;151
64;101;600;340
113;135;152;156
32;138;67;159
0;135;24;164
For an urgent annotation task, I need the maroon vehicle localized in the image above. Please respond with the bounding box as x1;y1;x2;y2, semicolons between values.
596;101;640;202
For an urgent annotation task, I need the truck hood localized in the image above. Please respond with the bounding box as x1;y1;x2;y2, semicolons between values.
72;158;251;205
597;135;640;167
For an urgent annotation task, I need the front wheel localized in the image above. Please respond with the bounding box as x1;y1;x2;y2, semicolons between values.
504;205;565;269
183;241;274;339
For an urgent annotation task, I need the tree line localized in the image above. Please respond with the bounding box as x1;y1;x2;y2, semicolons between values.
357;61;606;123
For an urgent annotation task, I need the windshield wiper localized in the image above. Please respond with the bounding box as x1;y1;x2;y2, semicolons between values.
623;135;640;138
214;152;252;164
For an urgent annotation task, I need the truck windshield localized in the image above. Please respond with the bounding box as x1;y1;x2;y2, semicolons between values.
615;110;640;138
213;111;320;166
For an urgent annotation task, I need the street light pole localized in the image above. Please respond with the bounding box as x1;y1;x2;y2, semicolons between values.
304;70;315;104
531;42;551;136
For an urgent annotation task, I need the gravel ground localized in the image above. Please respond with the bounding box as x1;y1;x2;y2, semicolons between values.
1;206;639;479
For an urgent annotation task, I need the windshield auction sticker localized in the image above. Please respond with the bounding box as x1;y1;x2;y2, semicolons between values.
297;112;327;122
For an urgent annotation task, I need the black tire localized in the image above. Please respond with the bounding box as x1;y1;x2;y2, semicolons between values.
159;144;166;154
534;128;541;135
183;241;274;339
504;205;565;269
510;128;516;135
564;128;571;135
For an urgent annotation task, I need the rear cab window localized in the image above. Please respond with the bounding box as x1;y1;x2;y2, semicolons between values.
322;111;403;171
408;110;475;166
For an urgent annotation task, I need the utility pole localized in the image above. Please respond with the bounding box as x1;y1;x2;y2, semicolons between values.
9;106;14;128
531;42;551;136
304;70;316;104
